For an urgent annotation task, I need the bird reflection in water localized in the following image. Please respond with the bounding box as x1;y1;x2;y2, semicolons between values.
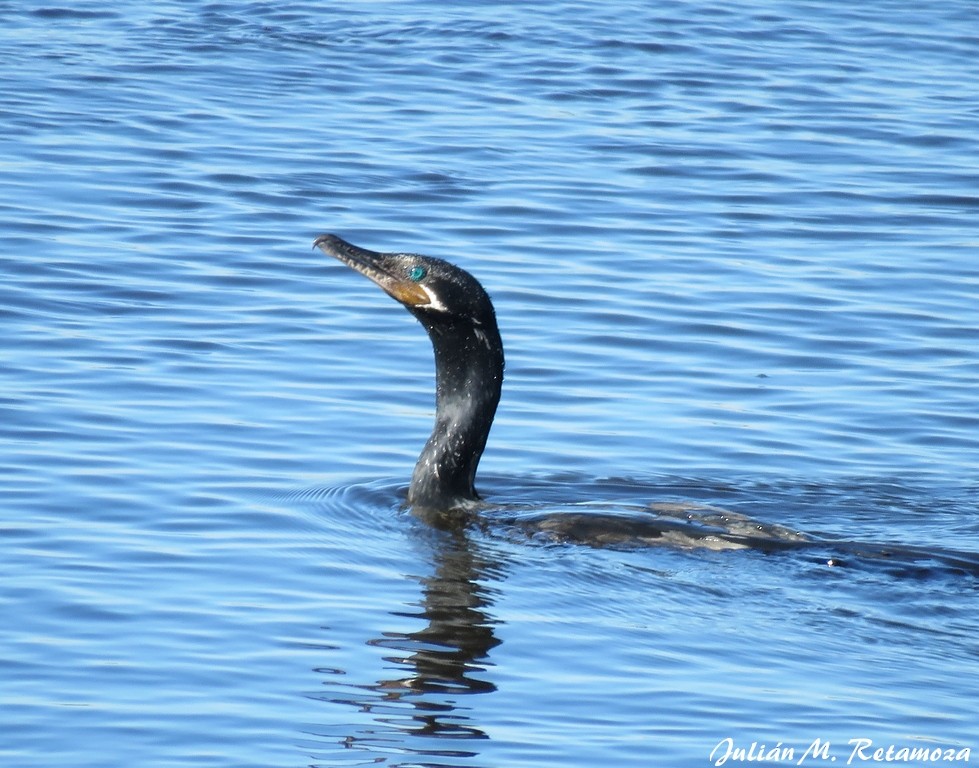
311;529;501;765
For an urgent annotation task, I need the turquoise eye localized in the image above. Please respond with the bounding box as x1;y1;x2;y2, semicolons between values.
408;265;427;282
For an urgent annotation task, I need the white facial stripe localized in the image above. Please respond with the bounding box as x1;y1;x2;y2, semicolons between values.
420;284;449;313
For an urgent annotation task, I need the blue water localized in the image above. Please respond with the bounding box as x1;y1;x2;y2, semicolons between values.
2;2;978;766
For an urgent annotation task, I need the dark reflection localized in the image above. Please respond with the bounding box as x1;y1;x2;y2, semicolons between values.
311;528;502;766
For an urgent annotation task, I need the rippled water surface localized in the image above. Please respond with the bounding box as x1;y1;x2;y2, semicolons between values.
3;2;978;766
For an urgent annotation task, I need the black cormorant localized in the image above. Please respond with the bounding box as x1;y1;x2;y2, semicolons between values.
310;235;979;570
314;234;504;517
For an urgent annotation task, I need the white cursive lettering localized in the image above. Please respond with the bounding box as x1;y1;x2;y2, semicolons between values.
711;738;796;766
798;738;833;765
847;738;971;764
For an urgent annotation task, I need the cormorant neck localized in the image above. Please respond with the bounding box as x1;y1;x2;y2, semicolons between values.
408;312;504;514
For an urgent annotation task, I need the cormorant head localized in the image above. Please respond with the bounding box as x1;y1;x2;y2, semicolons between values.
314;234;497;329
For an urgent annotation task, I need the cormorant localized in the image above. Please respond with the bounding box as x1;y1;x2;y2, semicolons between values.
314;234;504;517
310;235;979;571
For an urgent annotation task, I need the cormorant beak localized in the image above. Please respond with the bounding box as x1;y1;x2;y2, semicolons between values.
314;234;430;307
